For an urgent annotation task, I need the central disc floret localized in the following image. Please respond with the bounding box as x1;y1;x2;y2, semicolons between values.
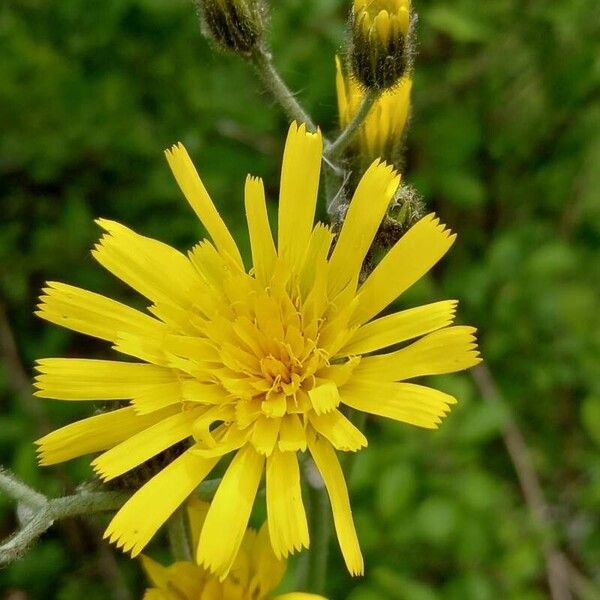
204;281;330;420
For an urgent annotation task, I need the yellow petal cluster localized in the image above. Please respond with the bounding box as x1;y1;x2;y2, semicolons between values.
336;56;411;168
34;122;480;579
143;498;327;600
351;0;412;89
354;0;411;38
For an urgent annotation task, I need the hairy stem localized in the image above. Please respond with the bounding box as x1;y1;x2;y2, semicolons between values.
0;473;127;566
325;89;379;160
0;469;47;509
250;46;316;131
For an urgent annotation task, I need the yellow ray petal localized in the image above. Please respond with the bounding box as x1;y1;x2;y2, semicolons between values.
278;122;323;268
92;219;200;310
113;330;171;365
34;359;176;401
92;406;205;481
186;496;210;550
298;223;334;299
327;160;400;297
352;214;456;325
197;445;265;578
266;449;309;559
251;415;281;456
308;381;340;415
245;175;277;285
36;282;167;345
105;447;218;557
163;335;220;364
140;555;170;589
130;381;183;414
355;326;481;381
181;380;230;405
278;414;307;452
164;143;243;266
251;521;287;596
341;300;458;355
335;56;351;128
307;431;364;576
307;410;367;452
341;380;457;429
316;356;361;387
191;423;250;459
35;405;178;466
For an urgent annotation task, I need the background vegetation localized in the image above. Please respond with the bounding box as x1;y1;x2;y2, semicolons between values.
1;0;599;598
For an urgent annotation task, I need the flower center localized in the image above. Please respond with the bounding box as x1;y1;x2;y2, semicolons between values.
202;280;330;419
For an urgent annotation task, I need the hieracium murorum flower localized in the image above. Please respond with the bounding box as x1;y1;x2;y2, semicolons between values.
350;0;412;90
35;122;480;578
336;55;412;169
142;498;326;599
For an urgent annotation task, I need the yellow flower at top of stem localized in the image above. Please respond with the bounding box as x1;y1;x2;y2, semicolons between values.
336;55;412;169
34;122;480;580
350;0;412;89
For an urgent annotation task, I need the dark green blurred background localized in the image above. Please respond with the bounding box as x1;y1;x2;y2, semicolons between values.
1;0;599;598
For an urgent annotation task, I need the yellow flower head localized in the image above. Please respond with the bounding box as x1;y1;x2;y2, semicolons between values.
350;0;412;89
142;498;326;600
336;55;412;168
35;122;480;578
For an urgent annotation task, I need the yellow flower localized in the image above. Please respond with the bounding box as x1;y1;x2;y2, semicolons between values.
142;498;326;600
34;122;480;578
336;55;412;168
350;0;412;89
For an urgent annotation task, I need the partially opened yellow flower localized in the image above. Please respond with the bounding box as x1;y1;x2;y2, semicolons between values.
336;56;412;168
142;498;326;600
350;0;412;89
35;122;480;578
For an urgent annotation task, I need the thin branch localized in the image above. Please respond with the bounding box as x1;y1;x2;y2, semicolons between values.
0;469;127;566
471;364;572;600
249;46;316;131
0;469;47;509
325;89;379;160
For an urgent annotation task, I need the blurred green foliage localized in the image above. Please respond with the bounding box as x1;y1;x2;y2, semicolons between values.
1;0;599;598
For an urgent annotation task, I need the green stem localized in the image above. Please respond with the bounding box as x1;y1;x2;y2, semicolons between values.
325;89;379;160
0;477;127;566
304;460;330;595
167;505;192;562
0;469;47;509
249;46;316;131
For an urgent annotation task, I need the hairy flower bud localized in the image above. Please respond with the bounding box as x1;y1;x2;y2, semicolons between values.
197;0;265;55
350;0;413;90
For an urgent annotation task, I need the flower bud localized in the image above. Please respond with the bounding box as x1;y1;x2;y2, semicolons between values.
197;0;265;55
350;0;413;90
336;56;412;168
